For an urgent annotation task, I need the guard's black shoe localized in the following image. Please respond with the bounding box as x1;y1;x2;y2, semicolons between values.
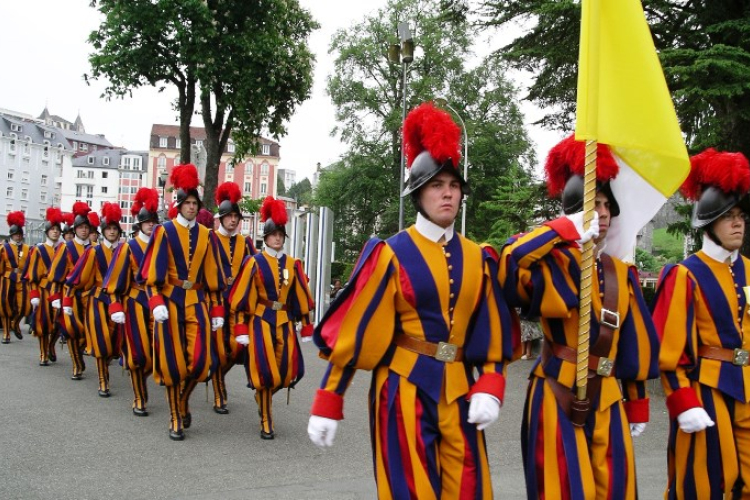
260;430;275;440
132;407;149;417
1;339;9;344
182;413;192;429
169;429;185;441
213;405;229;415
39;360;49;366
13;330;22;340
71;373;83;380
98;389;111;398
48;351;57;362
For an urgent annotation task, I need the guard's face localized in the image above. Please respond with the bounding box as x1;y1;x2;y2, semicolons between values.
265;230;285;251
11;233;23;243
180;196;199;221
47;227;61;242
712;206;746;251
594;191;611;244
418;171;461;229
140;221;155;237
103;224;120;243
64;232;75;241
89;232;99;242
75;224;90;241
221;213;241;232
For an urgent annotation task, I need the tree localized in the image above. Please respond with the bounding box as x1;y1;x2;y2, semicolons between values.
287;178;313;207
277;174;286;197
87;0;318;209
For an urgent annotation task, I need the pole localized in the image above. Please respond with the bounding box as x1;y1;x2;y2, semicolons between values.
398;61;408;231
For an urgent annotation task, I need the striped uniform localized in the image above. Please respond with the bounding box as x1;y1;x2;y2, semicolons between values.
311;227;518;499
500;218;658;500
25;242;62;363
139;219;225;433
209;230;256;411
652;251;750;499
103;237;152;412
0;241;32;341
48;239;91;377
66;242;120;393
229;248;313;436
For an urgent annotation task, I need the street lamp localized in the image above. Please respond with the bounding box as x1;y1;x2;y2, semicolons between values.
158;170;168;220
434;97;469;236
389;21;415;231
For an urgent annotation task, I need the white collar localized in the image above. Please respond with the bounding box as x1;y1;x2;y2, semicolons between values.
264;246;284;258
45;238;60;248
415;212;454;243
101;239;118;250
702;233;738;264
137;232;150;244
74;236;89;246
218;225;236;237
10;239;22;246
176;214;196;229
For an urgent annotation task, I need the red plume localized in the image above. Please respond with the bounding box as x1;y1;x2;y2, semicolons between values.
681;148;750;201
132;187;159;217
403;102;462;169
260;196;287;225
88;212;100;227
63;212;75;226
170;164;200;191
46;207;63;226
130;199;143;218
168;202;178;220
102;202;122;225
215;182;242;205
6;211;25;228
72;201;91;217
544;134;619;197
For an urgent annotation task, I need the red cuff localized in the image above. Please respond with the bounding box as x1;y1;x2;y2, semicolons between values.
300;324;314;338
233;323;248;338
666;387;701;419
467;373;506;403
48;292;61;302
30;289;40;300
623;398;650;423
108;302;124;315
62;296;73;308
210;305;225;319
543;216;580;242
310;389;344;420
148;295;165;311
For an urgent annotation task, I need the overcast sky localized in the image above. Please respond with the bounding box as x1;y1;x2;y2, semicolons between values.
0;1;557;183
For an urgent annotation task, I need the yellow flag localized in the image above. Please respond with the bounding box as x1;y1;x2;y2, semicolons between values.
576;0;689;198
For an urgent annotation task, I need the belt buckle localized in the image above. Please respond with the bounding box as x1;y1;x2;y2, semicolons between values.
272;301;283;311
600;308;620;329
227;276;234;285
733;348;750;366
596;357;614;377
435;342;458;363
181;280;193;290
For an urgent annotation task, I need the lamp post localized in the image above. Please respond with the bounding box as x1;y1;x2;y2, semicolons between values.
158;170;168;220
434;97;469;236
389;22;414;231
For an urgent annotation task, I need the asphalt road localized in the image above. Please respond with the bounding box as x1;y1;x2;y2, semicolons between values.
0;327;671;499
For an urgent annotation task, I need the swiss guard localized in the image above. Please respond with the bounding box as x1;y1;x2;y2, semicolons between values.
0;211;31;343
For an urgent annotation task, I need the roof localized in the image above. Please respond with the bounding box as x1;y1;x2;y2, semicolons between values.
150;123;280;147
0;112;73;150
59;129;114;148
71;148;147;170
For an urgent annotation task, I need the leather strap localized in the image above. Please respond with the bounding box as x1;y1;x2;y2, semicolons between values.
546;342;616;374
167;278;203;291
698;345;750;366
393;334;464;362
258;298;288;311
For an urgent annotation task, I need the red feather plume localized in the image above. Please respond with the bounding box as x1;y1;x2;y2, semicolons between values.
215;182;242;205
544;134;619;197
46;207;63;226
101;202;122;225
168;202;178;220
681;148;750;201
260;196;287;225
63;212;75;226
170;164;200;191
131;188;159;217
72;201;91;217
403;102;462;169
6;211;25;228
88;212;100;227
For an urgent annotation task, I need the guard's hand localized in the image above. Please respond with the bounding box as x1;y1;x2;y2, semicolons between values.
235;335;250;346
152;305;169;323
211;317;224;331
566;211;600;244
63;306;74;316
467;393;501;431
111;312;126;324
677;407;715;433
30;298;40;309
51;299;61;309
308;415;338;448
629;422;647;437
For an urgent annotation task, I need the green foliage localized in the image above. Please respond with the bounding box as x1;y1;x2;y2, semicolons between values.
238;196;263;215
652;227;685;262
330;262;347;281
277;174;286;197
287;178;313;207
636;248;661;274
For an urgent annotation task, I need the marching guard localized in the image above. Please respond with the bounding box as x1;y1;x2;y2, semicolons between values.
0;211;31;343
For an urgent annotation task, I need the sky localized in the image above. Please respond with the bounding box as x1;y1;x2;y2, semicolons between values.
0;1;558;184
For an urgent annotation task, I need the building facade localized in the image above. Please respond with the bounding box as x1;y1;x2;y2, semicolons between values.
38;107;116;158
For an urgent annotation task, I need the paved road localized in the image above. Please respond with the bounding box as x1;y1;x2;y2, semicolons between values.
0;327;670;499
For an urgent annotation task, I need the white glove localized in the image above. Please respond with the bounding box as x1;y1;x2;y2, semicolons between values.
566;211;600;244
308;415;338;448
235;335;250;346
467;393;501;431
152;305;169;323
111;312;126;324
63;306;74;316
630;422;647;437
677;407;715;433
51;299;61;309
30;298;40;309
211;317;224;331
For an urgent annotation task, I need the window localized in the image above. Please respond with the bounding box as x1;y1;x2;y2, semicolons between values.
9;138;16;154
244;182;251;192
228;141;235;153
40;192;47;203
23;138;31;156
72;141;78;150
6;187;13;198
5;204;13;213
102;172;108;179
77;170;85;178
87;156;95;165
157;155;166;171
175;138;181;149
75;185;94;198
102;157;110;166
21;172;29;183
88;171;95;179
119;201;128;209
10;123;21;132
80;143;89;152
159;137;168;148
43;141;50;158
44;130;55;139
101;187;108;194
262;144;271;155
260;182;267;195
41;175;48;184
7;171;13;181
20;189;28;200
39;208;46;218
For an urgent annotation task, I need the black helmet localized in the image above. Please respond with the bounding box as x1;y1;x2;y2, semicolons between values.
691;186;747;229
215;182;243;220
216;199;242;219
561;175;620;217
401;151;469;197
137;207;159;225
